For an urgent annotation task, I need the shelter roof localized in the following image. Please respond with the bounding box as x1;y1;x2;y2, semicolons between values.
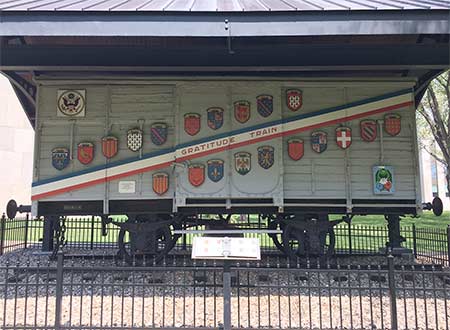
0;0;449;11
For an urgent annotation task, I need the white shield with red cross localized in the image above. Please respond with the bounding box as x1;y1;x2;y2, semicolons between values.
336;127;352;149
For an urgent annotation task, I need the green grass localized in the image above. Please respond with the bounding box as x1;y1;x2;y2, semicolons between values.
342;211;450;229
2;212;449;254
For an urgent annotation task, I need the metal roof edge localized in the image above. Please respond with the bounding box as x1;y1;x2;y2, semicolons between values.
0;10;449;37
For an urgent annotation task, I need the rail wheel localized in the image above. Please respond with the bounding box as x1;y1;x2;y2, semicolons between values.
282;221;336;258
116;214;181;265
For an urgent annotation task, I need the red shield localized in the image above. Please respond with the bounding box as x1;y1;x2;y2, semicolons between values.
360;120;377;142
287;139;304;161
188;164;205;187
286;89;303;111
234;101;250;123
336;127;352;149
184;113;201;136
152;172;169;195
77;142;94;165
384;114;401;136
102;136;118;159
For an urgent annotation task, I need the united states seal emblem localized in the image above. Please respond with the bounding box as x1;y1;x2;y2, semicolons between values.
286;89;302;111
234;101;251;124
150;123;168;146
57;90;86;117
234;152;251;175
256;95;273;118
207;159;224;182
52;147;70;170
311;131;327;153
257;146;274;169
207;107;224;130
127;128;143;152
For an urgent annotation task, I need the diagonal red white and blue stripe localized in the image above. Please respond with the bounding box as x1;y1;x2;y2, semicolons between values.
31;89;413;201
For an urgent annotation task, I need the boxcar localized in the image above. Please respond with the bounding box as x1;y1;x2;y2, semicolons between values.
24;77;425;260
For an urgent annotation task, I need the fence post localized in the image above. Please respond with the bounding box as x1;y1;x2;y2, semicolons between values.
447;225;450;268
387;254;398;330
54;251;64;330
347;223;352;255
24;213;29;249
223;260;232;330
412;224;417;259
0;213;6;256
90;216;95;250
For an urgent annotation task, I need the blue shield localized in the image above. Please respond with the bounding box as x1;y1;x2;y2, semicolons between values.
52;147;70;170
311;131;327;153
207;108;224;130
151;123;168;146
256;95;273;118
207;159;224;182
257;146;274;169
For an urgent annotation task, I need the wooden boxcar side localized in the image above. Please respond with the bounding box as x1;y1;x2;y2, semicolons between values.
31;78;420;216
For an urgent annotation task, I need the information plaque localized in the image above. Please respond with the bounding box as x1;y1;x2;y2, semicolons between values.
191;237;261;260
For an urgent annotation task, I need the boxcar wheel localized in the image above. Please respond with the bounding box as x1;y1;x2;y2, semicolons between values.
282;223;336;258
117;218;181;265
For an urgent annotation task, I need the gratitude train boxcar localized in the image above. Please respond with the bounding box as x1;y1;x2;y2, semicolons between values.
30;77;420;259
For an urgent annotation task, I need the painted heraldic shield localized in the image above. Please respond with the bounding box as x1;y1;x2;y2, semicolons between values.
184;113;201;136
188;164;205;187
286;89;302;111
150;123;168;146
257;146;275;169
234;152;251;175
52;147;70;170
384;113;401;136
336;127;352;149
311;131;327;153
256;95;273;118
102;136;118;159
207;159;224;182
360;120;377;142
207;107;224;130
77;142;94;165
287;139;304;161
152;172;169;195
234;101;251;124
127;128;143;152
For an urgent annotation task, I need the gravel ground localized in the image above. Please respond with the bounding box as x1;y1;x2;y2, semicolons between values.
0;248;448;329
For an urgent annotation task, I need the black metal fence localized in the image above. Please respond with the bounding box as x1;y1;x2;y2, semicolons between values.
1;214;449;266
0;253;449;330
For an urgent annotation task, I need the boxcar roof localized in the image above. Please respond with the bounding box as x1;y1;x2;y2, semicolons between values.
0;0;449;11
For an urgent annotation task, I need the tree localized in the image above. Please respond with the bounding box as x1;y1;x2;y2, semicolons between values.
417;71;450;198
